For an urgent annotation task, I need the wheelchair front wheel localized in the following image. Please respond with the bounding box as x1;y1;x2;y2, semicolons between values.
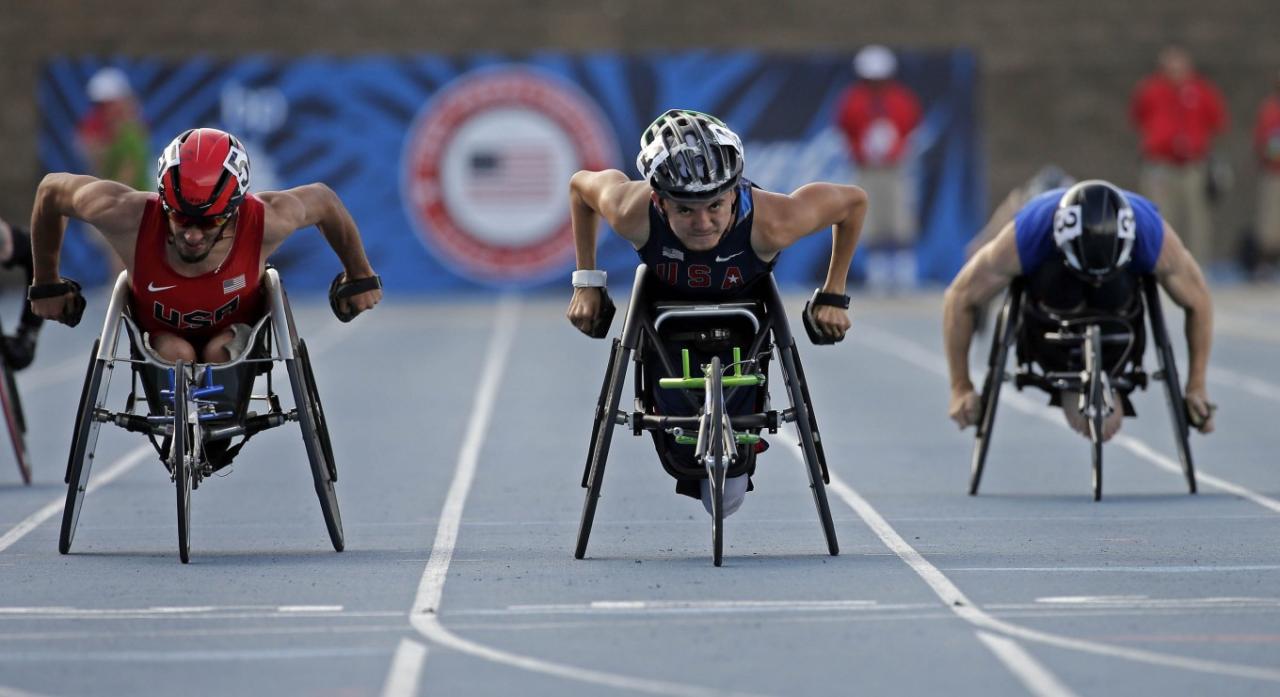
705;356;727;567
287;354;344;552
59;340;112;554
1084;325;1105;501
172;362;192;564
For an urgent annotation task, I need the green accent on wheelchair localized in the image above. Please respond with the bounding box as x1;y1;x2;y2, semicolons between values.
673;433;762;446
658;347;766;390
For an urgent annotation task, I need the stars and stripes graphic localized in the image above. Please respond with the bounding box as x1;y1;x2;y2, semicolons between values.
464;143;555;202
223;274;247;295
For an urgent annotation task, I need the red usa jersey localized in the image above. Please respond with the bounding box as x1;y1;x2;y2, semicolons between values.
130;193;265;341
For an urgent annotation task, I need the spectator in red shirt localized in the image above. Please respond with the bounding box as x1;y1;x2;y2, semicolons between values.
1254;68;1280;276
835;45;922;292
1130;46;1228;265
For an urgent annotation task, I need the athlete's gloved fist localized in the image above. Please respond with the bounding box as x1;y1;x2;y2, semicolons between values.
949;386;981;430
329;272;383;322
1184;385;1216;434
28;278;86;327
2;326;38;371
802;289;851;345
567;286;615;339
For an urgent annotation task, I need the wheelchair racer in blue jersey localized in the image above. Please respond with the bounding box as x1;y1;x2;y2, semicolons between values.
943;180;1216;441
566;109;867;515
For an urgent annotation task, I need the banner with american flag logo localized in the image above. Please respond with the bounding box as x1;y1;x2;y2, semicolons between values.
38;51;980;291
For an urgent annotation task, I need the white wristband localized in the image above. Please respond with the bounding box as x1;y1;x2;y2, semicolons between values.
572;269;607;288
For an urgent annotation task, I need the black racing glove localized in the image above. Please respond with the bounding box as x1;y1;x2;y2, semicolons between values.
328;272;383;322
802;289;850;346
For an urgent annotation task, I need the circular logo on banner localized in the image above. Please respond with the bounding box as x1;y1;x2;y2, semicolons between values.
403;68;617;283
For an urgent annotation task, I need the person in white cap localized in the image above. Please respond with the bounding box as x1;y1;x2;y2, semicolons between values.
835;45;922;293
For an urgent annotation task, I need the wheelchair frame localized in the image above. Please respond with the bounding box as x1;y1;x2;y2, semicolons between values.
969;275;1197;500
575;265;838;566
0;318;32;485
58;269;343;563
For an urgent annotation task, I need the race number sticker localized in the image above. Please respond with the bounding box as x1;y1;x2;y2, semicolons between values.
223;145;250;191
1053;204;1083;247
1117;207;1135;240
157;139;182;178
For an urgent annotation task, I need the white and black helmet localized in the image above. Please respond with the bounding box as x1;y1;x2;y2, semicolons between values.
1053;180;1136;282
636;109;744;202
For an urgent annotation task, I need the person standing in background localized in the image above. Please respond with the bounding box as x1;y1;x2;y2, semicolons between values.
835;45;922;293
1130;46;1227;266
75;67;152;278
1253;69;1280;279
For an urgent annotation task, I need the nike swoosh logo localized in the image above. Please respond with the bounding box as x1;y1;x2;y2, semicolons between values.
715;251;744;263
147;282;178;292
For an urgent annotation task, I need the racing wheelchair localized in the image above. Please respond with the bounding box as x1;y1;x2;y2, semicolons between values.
969;275;1197;500
57;269;362;563
575;265;840;566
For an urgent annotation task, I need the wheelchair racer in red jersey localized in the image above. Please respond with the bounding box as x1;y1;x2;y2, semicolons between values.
28;127;382;361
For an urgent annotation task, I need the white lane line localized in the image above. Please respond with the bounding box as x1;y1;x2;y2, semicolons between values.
277;605;343;613
0;443;153;554
0;647;388;662
391;297;767;697
1215;312;1280;344
0;686;53;697
840;324;1280;681
944;565;1280;573
975;631;1080;697
1113;434;1280;514
1209;366;1280;404
380;639;428;697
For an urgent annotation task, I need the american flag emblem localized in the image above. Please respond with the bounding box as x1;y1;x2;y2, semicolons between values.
223;274;246;295
464;143;555;202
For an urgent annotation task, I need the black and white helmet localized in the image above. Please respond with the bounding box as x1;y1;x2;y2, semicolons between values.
1053;180;1136;282
636;109;744;202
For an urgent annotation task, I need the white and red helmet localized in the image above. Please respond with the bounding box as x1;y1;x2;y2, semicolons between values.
156;128;250;218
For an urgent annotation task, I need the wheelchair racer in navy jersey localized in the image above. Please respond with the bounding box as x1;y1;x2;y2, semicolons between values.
566;109;867;516
944;180;1216;441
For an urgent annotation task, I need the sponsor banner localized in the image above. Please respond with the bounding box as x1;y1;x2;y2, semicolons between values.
40;52;981;291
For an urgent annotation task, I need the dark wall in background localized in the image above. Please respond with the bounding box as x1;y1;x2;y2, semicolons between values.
3;0;1277;257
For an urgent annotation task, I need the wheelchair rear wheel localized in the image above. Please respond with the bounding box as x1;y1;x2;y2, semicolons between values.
970;289;1018;496
297;340;337;482
0;353;31;485
172;362;192;564
780;341;838;556
575;340;630;560
287;353;344;552
59;340;112;554
1144;276;1196;494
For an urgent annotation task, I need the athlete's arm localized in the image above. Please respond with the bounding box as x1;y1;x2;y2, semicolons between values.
29;173;145;320
942;222;1023;429
259;184;381;313
751;183;867;339
566;170;651;334
1152;223;1215;432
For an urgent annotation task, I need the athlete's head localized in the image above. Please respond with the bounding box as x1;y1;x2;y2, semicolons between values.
1053;180;1136;284
637;109;744;250
157;128;250;263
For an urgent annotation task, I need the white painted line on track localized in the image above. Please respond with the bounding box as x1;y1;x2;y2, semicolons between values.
390;297;769;697
380;639;428;697
1215;312;1280;344
945;565;1280;573
1209;365;1280;404
1112;434;1280;514
839;324;1280;681
0;686;53;697
976;631;1080;697
0;443;153;554
278;605;344;613
0;647;389;662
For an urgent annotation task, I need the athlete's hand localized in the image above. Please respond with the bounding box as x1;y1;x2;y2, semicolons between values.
812;304;851;341
567;287;602;335
335;273;382;316
949;386;981;430
1185;384;1216;434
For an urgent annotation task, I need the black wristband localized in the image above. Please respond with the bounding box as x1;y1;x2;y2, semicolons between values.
810;290;851;309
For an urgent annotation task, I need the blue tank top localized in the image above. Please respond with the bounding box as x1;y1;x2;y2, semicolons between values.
637;181;775;299
1014;188;1164;276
